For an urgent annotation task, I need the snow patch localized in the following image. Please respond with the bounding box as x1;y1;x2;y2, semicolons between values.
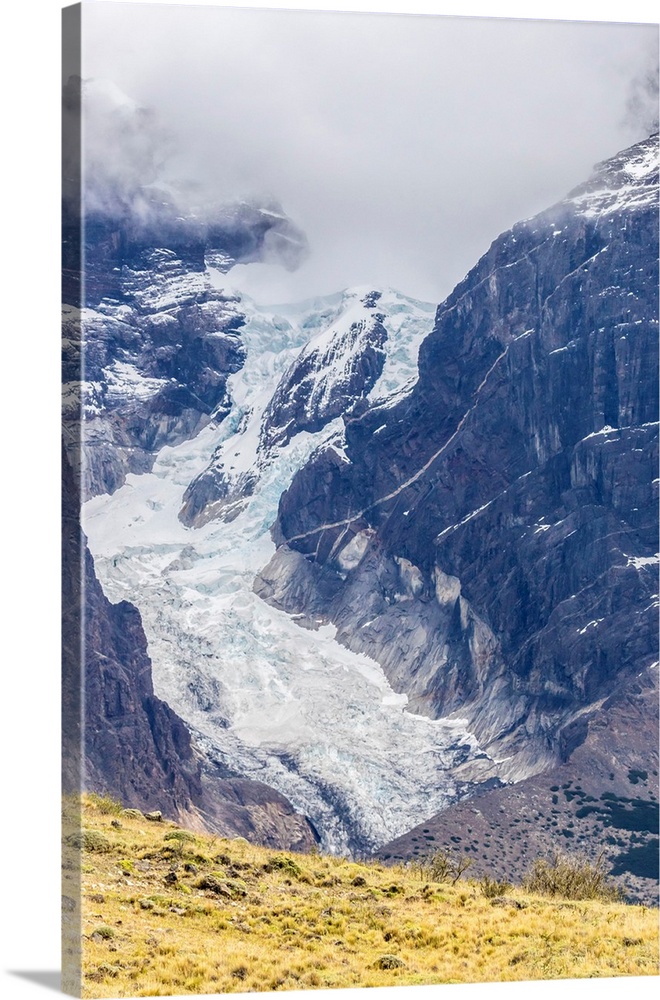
625;553;659;569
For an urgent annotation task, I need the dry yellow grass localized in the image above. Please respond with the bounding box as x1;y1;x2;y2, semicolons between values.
68;795;658;998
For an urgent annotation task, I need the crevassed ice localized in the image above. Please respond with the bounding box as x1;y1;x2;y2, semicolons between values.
83;286;486;855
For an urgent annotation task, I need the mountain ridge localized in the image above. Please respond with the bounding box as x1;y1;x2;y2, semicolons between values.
70;134;658;896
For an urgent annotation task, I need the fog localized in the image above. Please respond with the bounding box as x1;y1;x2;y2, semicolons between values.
80;2;658;304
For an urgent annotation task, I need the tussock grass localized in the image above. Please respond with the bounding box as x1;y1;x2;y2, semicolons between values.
75;794;659;997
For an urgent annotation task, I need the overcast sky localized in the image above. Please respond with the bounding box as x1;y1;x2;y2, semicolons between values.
78;3;658;305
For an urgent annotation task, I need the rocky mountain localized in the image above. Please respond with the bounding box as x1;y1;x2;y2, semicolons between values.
179;287;433;527
70;131;658;894
82;286;489;858
254;134;659;890
62;78;308;503
63;176;319;847
259;133;658;766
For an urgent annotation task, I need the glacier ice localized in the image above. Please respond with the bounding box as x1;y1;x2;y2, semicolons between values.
83;286;491;855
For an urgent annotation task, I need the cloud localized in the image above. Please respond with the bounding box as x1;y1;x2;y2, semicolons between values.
62;75;174;223
80;4;658;303
80;77;174;221
63;74;309;274
624;46;660;134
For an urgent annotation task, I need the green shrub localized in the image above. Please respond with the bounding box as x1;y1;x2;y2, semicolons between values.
66;829;111;853
92;925;116;940
163;830;196;852
522;851;621;902
375;954;406;969
263;855;304;878
164;830;196;843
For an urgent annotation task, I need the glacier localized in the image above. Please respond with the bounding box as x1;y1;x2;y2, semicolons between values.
82;285;497;855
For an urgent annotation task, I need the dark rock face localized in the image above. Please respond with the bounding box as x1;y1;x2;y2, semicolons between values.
63;179;309;309
62;256;247;500
83;545;204;814
259;134;659;776
62;445;201;817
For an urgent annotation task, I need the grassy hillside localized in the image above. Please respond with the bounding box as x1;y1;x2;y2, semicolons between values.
67;795;658;998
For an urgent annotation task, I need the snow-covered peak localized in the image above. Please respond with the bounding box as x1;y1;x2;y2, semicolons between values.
178;285;435;526
261;285;436;412
566;132;658;219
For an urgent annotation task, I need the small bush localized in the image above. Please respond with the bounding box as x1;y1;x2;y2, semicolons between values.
375;954;405;970
66;830;111;853
163;830;196;852
479;875;512;898
120;808;144;820
523;851;621;902
164;830;196;843
190;853;211;865
414;849;474;885
92;924;116;940
263;855;304;878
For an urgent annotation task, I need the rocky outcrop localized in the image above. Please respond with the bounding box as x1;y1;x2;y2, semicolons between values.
260;297;388;450
178;293;388;527
62;258;247;499
258;134;659;776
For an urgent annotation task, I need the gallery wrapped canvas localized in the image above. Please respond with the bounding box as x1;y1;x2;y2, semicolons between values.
62;1;659;996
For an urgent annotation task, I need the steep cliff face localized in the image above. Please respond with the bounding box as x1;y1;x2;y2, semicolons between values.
62;446;202;818
258;134;659;776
